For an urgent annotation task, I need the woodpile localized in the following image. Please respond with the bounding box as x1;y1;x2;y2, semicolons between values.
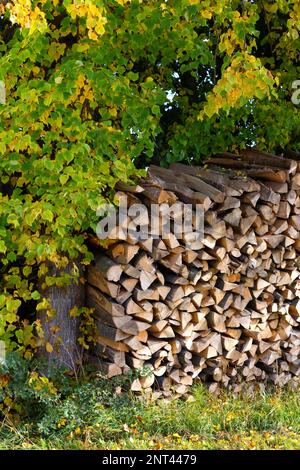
86;149;300;395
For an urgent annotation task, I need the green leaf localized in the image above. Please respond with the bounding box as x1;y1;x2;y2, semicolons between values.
6;299;21;313
31;291;41;300
128;72;139;82
151;105;161;116
59;174;69;185
0;240;7;253
43;210;54;222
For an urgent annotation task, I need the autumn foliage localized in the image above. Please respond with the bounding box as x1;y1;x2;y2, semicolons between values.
0;1;299;357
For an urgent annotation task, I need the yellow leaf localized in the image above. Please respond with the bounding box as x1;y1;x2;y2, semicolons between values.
202;10;212;19
46;342;53;353
69;306;79;317
88;30;98;41
265;3;278;13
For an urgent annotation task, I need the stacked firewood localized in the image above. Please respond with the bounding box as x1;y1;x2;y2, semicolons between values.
86;149;300;395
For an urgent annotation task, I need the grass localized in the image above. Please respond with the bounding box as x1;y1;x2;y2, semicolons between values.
1;379;300;450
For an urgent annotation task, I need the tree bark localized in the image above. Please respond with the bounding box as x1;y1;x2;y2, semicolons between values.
38;259;85;373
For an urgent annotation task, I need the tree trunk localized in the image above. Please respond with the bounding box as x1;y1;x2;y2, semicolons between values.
38;259;85;373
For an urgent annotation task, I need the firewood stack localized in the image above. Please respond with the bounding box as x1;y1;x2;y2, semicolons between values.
86;149;300;396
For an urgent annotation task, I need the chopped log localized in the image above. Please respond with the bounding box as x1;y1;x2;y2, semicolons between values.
94;342;126;367
119;318;151;335
96;334;129;353
87;285;125;316
88;265;120;298
89;357;122;378
108;243;139;264
223;208;242;227
140;270;157;291
124;264;140;278
121;277;139;292
93;254;123;282
96;320;129;341
116;289;132;304
134;288;160;302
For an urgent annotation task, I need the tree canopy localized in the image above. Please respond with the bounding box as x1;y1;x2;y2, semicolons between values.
0;0;299;356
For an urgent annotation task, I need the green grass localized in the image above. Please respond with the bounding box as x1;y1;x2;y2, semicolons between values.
1;381;300;450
